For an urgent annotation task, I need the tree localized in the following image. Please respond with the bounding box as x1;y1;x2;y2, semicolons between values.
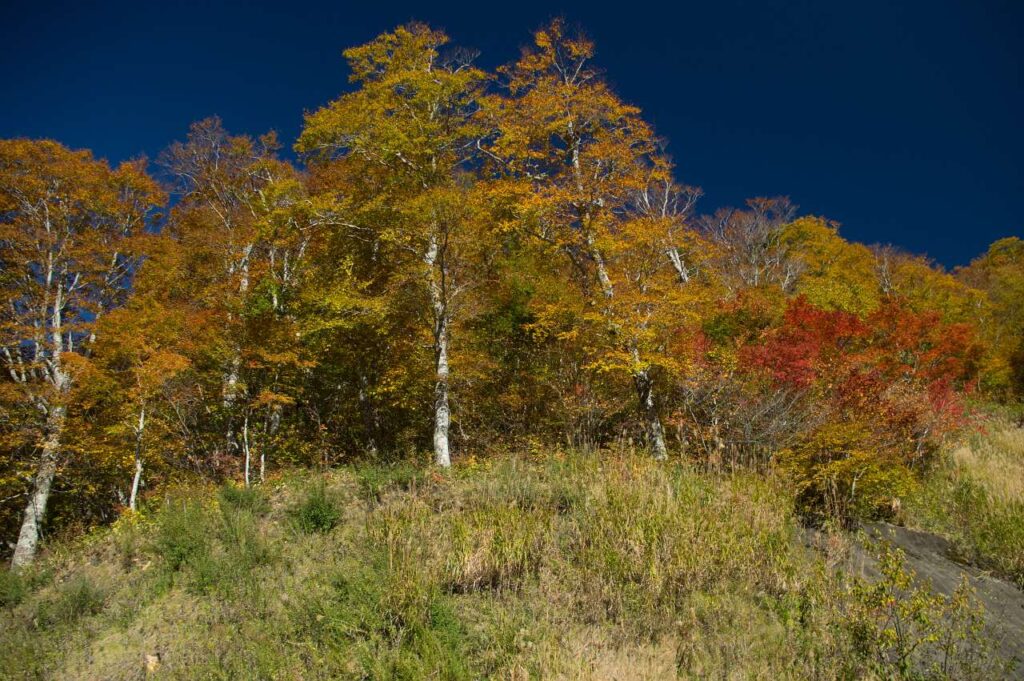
0;140;161;568
781;216;880;315
699;197;801;294
487;19;695;458
92;280;192;510
958;237;1024;397
161;118;312;481
297;23;490;467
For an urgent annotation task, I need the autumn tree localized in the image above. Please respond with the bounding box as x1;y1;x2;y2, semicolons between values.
160;118;314;481
699;197;801;295
781;216;880;315
488;19;699;458
0;140;161;568
959;236;1024;397
297;24;490;467
91;268;193;510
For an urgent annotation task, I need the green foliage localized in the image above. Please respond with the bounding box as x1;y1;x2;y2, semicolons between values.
290;482;342;534
152;497;212;574
778;421;918;525
947;479;1024;587
35;575;106;629
702;306;769;345
0;569;26;608
218;483;270;516
355;460;427;504
845;545;1000;680
303;557;473;679
907;431;1024;588
0;458;1016;679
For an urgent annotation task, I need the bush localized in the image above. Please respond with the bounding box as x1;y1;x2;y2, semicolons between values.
291;482;342;534
777;421;917;525
355;460;427;504
843;545;1007;679
152;498;211;573
219;483;270;515
303;558;472;679
904;425;1024;587
0;569;26;608
219;503;274;573
36;576;106;628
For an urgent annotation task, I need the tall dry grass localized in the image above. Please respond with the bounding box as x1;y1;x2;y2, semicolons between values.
906;419;1024;587
0;453;1012;680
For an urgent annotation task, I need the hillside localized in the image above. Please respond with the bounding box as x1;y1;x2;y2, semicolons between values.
2;424;1022;680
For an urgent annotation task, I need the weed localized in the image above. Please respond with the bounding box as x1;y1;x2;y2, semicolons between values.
218;483;271;515
0;569;26;608
291;481;342;534
355;460;427;504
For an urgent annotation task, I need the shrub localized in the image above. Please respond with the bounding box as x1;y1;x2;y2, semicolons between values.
291;482;342;534
36;576;106;628
304;559;472;680
0;569;26;608
843;545;1007;679
220;505;272;564
777;421;917;525
904;424;1024;587
355;460;426;504
219;483;270;515
152;498;211;573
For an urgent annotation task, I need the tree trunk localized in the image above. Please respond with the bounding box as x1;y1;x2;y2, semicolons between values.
11;405;65;570
632;360;668;461
223;243;252;459
242;412;251;488
128;406;146;512
261;405;280;484
667;247;691;283
424;235;451;467
12;278;69;569
432;320;452;467
590;243;667;459
358;372;379;456
223;354;241;457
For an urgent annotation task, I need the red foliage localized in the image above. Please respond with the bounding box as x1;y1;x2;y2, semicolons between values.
742;296;867;388
739;296;979;462
864;302;982;387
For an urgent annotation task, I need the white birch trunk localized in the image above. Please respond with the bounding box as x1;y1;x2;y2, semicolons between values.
667;247;691;284
631;351;668;461
432;322;452;468
223;243;253;458
424;236;451;468
128;406;146;512
11;405;64;570
12;279;69;569
242;413;251;488
592;244;668;461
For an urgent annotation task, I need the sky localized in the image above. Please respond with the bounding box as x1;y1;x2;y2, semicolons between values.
1;0;1020;267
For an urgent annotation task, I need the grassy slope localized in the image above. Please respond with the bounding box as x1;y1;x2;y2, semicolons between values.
0;433;1020;680
903;423;1024;587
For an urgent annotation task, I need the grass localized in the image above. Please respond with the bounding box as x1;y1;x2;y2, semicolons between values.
0;448;1017;679
904;420;1024;587
290;480;343;534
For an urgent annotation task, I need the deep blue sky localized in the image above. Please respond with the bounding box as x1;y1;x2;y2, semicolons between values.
1;0;1020;267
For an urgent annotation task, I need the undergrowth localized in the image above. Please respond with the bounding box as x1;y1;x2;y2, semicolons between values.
0;451;1016;680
